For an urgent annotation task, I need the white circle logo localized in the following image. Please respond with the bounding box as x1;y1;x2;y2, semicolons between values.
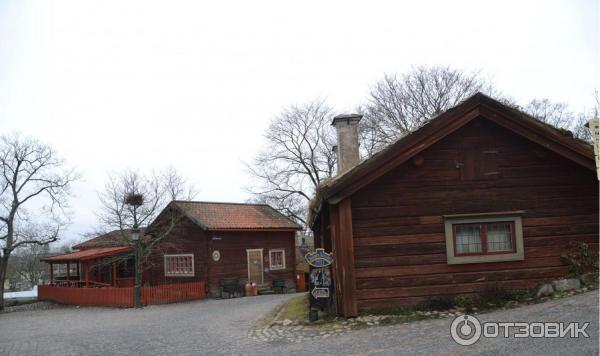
450;315;482;346
212;250;221;261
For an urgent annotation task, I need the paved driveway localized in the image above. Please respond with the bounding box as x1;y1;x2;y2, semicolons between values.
0;291;597;355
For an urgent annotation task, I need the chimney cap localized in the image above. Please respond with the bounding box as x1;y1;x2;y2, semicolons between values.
331;113;363;126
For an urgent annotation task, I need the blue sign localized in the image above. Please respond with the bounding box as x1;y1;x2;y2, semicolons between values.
305;248;333;267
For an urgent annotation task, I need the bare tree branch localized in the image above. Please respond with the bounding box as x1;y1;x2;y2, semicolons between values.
0;133;77;310
245;100;336;226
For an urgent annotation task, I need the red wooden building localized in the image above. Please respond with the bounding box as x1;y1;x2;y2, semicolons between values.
39;201;301;306
310;93;598;317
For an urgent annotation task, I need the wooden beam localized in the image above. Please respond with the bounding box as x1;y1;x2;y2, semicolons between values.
112;262;117;287
84;263;90;288
66;262;71;287
328;204;342;314
338;198;357;317
49;263;54;285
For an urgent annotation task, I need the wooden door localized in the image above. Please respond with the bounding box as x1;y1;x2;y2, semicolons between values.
247;249;263;284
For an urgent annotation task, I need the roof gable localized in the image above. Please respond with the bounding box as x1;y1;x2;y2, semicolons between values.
172;201;302;231
311;93;594;221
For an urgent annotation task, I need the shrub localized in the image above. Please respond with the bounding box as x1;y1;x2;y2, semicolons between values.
561;242;599;277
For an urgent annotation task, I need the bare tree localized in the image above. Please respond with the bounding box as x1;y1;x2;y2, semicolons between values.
10;244;51;289
360;66;497;155
95;168;196;275
161;166;198;201
246;100;336;225
523;97;596;143
0;133;77;310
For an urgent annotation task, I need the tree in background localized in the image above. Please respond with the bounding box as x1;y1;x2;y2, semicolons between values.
0;134;77;310
246;100;336;225
8;244;51;290
97;167;197;232
247;66;597;227
95;167;196;280
360;66;496;155
523;97;595;143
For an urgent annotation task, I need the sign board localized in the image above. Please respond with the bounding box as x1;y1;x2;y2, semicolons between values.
311;287;329;299
306;249;334;312
305;248;333;268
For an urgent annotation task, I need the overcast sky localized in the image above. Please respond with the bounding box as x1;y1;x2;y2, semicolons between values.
0;0;598;243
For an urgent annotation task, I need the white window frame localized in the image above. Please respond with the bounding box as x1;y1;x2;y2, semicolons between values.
444;212;525;265
164;254;195;277
268;249;286;271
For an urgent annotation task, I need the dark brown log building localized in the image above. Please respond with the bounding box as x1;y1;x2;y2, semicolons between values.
310;93;598;317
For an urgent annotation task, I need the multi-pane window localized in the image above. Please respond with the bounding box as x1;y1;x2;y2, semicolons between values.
164;254;194;277
454;222;515;256
269;249;285;270
445;214;524;264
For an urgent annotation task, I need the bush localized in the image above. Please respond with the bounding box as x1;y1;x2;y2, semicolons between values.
561;242;599;277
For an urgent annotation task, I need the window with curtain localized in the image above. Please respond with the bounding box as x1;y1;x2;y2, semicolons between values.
454;222;515;256
269;249;285;270
444;213;524;264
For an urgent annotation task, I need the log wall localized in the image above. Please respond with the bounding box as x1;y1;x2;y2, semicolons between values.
350;118;599;310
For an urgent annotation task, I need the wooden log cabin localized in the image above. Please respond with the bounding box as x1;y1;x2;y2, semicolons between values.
42;201;301;298
309;93;598;317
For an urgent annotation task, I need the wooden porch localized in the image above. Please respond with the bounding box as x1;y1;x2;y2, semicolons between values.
39;247;206;307
41;246;134;288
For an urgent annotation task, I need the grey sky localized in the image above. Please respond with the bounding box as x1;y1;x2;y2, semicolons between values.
0;0;598;243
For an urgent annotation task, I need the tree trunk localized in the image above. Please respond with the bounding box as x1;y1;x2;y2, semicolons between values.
0;254;10;311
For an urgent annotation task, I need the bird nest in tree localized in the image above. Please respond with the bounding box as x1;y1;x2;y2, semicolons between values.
124;193;144;206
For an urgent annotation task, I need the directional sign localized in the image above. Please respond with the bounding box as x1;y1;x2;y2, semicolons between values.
305;248;333;267
311;287;330;299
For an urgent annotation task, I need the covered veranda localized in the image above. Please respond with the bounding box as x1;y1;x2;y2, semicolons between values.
40;246;134;288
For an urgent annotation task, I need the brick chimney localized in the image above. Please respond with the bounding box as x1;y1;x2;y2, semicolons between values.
332;113;362;174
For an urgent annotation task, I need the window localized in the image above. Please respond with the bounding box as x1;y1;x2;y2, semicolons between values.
269;249;286;270
164;254;194;277
454;222;515;256
444;213;524;264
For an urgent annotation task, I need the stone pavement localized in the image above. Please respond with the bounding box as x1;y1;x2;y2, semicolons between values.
0;291;597;355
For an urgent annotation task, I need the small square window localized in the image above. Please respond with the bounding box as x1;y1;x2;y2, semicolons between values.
269;249;286;270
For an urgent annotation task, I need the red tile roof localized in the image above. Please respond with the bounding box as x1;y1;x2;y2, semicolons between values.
41;246;132;262
72;229;141;250
173;201;302;231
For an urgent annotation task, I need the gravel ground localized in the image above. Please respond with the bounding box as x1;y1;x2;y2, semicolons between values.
0;291;597;356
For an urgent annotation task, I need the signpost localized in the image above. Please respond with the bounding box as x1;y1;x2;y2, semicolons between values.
305;248;333;320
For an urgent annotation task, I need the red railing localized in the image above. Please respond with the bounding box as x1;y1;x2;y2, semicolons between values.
38;282;206;308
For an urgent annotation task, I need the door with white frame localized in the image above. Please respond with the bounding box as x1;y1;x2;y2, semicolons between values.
246;249;263;284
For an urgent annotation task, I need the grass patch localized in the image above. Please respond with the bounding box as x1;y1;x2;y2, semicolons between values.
360;306;410;316
280;294;309;321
